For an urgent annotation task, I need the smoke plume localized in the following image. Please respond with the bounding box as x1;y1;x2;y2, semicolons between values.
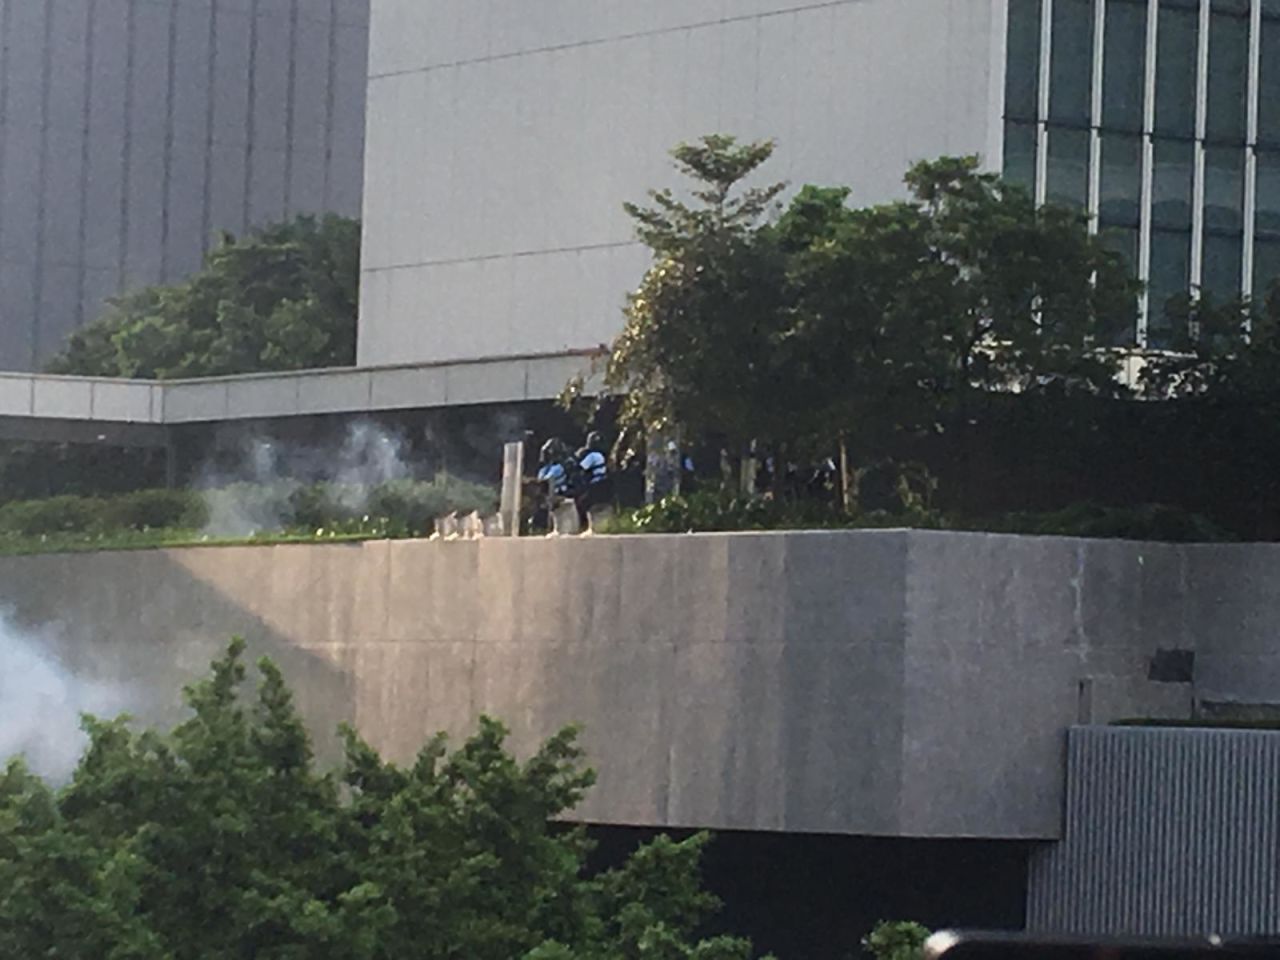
0;619;132;782
198;420;416;538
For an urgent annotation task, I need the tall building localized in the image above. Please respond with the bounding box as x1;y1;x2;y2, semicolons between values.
357;0;1008;368
1005;0;1280;346
358;0;1280;370
0;0;370;371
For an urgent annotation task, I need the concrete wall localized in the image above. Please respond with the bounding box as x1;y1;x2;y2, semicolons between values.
0;529;1222;841
358;0;1009;367
0;0;369;372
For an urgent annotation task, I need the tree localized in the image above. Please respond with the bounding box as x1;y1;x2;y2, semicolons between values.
0;640;767;960
604;139;1139;505
605;136;790;463
47;215;360;379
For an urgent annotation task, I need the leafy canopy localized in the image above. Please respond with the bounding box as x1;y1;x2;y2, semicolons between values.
604;137;1139;462
0;640;766;960
47;215;360;379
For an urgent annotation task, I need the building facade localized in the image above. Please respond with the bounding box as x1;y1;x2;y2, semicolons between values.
360;0;1280;371
0;0;369;372
1005;0;1280;347
358;0;1008;368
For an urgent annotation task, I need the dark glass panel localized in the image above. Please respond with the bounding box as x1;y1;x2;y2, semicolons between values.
1255;238;1280;301
1152;139;1194;229
1148;229;1192;344
1204;146;1245;232
1201;232;1244;301
1050;0;1095;125
1100;133;1143;226
1258;151;1280;237
1155;2;1199;137
1006;0;1043;121
1261;18;1280;147
1206;11;1249;143
1046;127;1091;208
1103;0;1149;132
1003;120;1038;192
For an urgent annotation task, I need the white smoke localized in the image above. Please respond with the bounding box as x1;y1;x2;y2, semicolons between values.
198;420;416;538
0;620;132;782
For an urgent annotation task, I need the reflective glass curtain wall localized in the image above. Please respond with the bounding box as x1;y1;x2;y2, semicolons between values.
1003;0;1278;347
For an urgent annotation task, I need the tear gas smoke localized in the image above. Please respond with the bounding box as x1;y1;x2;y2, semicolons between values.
0;620;132;782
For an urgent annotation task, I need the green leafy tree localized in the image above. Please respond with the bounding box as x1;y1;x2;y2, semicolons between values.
604;139;1139;505
605;135;790;462
47;215;360;379
0;640;766;960
861;920;931;960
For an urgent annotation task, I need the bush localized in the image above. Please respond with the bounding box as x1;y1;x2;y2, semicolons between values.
102;488;208;531
603;489;944;535
366;475;498;534
863;921;931;960
0;495;106;537
982;502;1235;543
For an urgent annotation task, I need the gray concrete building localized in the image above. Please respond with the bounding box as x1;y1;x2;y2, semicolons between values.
358;0;1280;371
0;0;369;372
358;0;1008;368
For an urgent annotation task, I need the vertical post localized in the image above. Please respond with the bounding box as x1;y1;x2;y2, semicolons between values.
499;441;524;537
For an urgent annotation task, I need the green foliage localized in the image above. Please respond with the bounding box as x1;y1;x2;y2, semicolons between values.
47;215;359;379
979;502;1234;543
0;495;108;537
603;488;945;535
0;489;207;539
862;921;931;960
102;488;210;532
0;642;767;960
605;490;1230;544
604;138;1138;502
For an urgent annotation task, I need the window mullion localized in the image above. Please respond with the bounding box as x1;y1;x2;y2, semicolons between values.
1190;0;1211;292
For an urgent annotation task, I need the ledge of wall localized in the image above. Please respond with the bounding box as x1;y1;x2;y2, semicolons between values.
0;530;1242;840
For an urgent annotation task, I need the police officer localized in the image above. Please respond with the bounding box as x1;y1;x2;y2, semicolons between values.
574;431;612;529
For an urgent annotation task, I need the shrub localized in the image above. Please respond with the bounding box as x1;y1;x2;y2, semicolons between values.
983;502;1235;543
603;489;944;535
365;475;498;534
103;488;208;531
863;920;931;960
0;495;106;537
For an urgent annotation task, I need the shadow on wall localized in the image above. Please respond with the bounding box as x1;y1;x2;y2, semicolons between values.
0;547;358;768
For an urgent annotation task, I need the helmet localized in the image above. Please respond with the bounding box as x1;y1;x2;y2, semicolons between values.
585;431;604;451
540;438;567;464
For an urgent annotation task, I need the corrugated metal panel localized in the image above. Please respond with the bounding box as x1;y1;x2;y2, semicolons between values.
1028;726;1280;937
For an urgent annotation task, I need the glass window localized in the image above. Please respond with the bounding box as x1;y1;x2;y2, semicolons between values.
1201;233;1243;301
1155;2;1199;138
1258;151;1280;237
1152;139;1194;229
1006;0;1043;121
1204;146;1245;233
1100;225;1141;274
1255;237;1280;300
1100;134;1143;226
1050;0;1095;125
1047;128;1091;209
1003;120;1038;192
1103;0;1149;132
1148;229;1192;345
1261;18;1280;147
1206;10;1249;143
